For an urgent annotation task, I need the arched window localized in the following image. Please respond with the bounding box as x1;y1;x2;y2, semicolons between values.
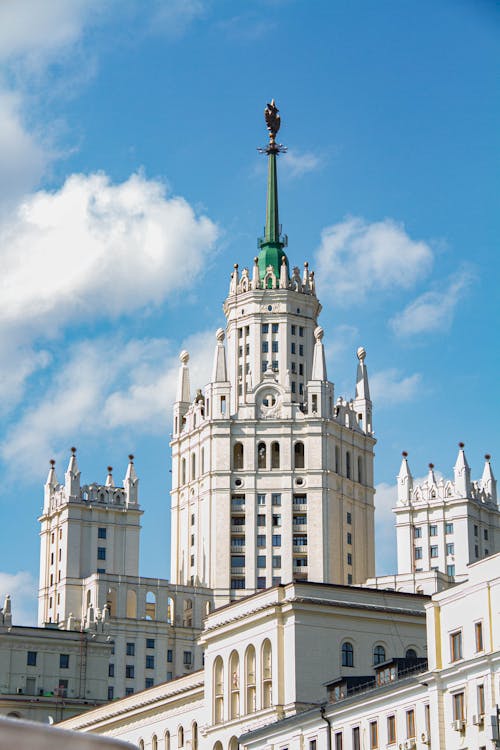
139;741;144;750
271;442;280;469
294;442;305;469
229;737;238;750
346;451;351;479
213;743;223;750
233;443;244;470
181;458;186;485
257;442;266;469
245;644;256;713
152;736;158;750
192;722;198;750
191;453;196;480
341;642;354;667
126;589;137;618
213;656;224;723
167;597;174;624
106;588;117;617
164;731;171;750
146;591;156;620
357;456;363;484
373;645;386;665
405;648;417;660
178;726;184;748
261;639;272;708
229;650;240;719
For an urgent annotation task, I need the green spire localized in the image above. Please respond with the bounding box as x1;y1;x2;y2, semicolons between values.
257;100;289;282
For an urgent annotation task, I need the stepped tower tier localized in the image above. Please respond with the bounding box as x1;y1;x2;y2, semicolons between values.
170;102;376;604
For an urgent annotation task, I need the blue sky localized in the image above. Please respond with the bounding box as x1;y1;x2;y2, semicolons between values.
0;0;498;623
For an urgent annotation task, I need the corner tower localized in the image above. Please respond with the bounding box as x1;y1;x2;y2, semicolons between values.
170;102;376;603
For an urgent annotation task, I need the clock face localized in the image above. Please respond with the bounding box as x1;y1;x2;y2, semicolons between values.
258;388;281;418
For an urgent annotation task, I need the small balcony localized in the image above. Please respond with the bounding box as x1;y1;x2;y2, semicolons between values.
292;523;307;533
231;567;245;575
293;544;308;553
231;544;245;552
292;502;307;511
231;524;245;533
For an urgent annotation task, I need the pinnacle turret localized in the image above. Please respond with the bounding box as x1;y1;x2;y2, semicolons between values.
481;454;497;502
124;454;138;505
311;326;327;381
176;350;191;404
65;447;81;497
397;452;413;504
212;328;228;383
105;466;114;487
353;347;373;434
453;442;471;496
46;459;58;488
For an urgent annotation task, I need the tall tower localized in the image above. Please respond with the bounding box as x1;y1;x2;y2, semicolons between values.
38;450;142;625
170;102;376;603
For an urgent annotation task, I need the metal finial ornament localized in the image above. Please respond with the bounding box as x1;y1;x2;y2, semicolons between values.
258;99;287;154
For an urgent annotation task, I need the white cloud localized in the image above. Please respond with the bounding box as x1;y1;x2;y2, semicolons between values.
315;217;433;305
1;329;216;478
148;0;206;37
389;267;475;337
0;570;38;626
374;482;398;576
370;369;422;405
281;149;322;179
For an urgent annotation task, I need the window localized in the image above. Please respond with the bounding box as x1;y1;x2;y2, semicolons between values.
405;648;417;659
59;654;69;669
191;513;195;526
108;663;115;677
145;678;154;689
272;534;281;546
126;642;135;656
233;443;244;470
347;532;352;545
477;683;485;715
484;528;489;540
341;642;354;667
291;325;296;335
453;692;464;721
146;655;155;669
414;547;423;559
257;494;266;505
271;323;278;333
231;578;245;589
414;526;422;538
167;649;173;662
272;576;281;585
272;556;281;568
475;621;484;652
373;645;386;665
347;553;352;565
474;524;478;536
231;555;245;568
97;568;105;574
334;733;343;750
257;534;266;547
272;493;281;505
291;342;296;354
446;542;454;555
98;527;107;539
309;741;317;750
447;564;455;576
271;442;280;469
27;651;37;666
126;665;135;679
257;577;266;589
107;686;114;700
299;344;304;356
294;494;307;505
430;546;438;558
272;514;281;527
262;341;269;353
429;524;438;536
97;547;106;560
347;573;353;584
178;726;184;748
294;441;305;469
257;515;266;527
183;651;192;666
258;442;266;469
257;556;266;568
272;341;278;353
450;631;462;661
369;721;378;749
387;715;396;744
346;512;352;524
352;727;360;750
406;709;415;739
262;323;269;333
125;687;134;696
475;544;479;557
445;522;454;534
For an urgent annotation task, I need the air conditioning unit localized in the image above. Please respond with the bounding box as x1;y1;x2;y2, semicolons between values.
472;713;484;726
16;688;23;694
451;719;466;731
420;731;430;745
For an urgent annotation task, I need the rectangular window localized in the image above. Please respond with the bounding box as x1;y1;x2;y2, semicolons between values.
262;324;269;333
429;524;438;536
167;649;173;663
299;326;304;337
108;663;115;677
475;544;479;557
347;532;352;545
126;642;135;656
191;513;195;526
183;651;192;666
453;692;464;721
447;564;455;577
450;631;462;661
352;727;360;750
272;556;281;568
257;494;266;505
299;383;303;395
108;686;114;700
257;514;266;527
291;361;296;373
272;576;281;586
272;341;279;353
291;381;296;393
414;547;423;559
272;493;282;505
146;655;155;669
446;543;455;555
231;555;245;568
430;545;438;558
299;363;303;376
272;323;278;333
347;573;353;584
27;651;37;666
334;733;343;750
369;721;378;749
477;683;485;715
231;578;245;589
347;553;352;565
294;494;307;505
387;715;396;744
257;534;266;547
125;687;134;696
125;665;134;679
484;528;489;540
309;741;317;750
445;522;454;534
474;524;478;536
291;325;296;335
299;344;304;356
262;341;269;353
262;360;268;373
98;527;107;539
291;343;296;354
97;568;105;574
257;555;266;568
166;671;173;681
406;709;415;739
59;654;69;669
272;534;281;546
145;678;154;689
347;512;352;524
414;526;422;538
475;621;484;652
272;514;281;527
97;547;106;560
257;576;266;589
